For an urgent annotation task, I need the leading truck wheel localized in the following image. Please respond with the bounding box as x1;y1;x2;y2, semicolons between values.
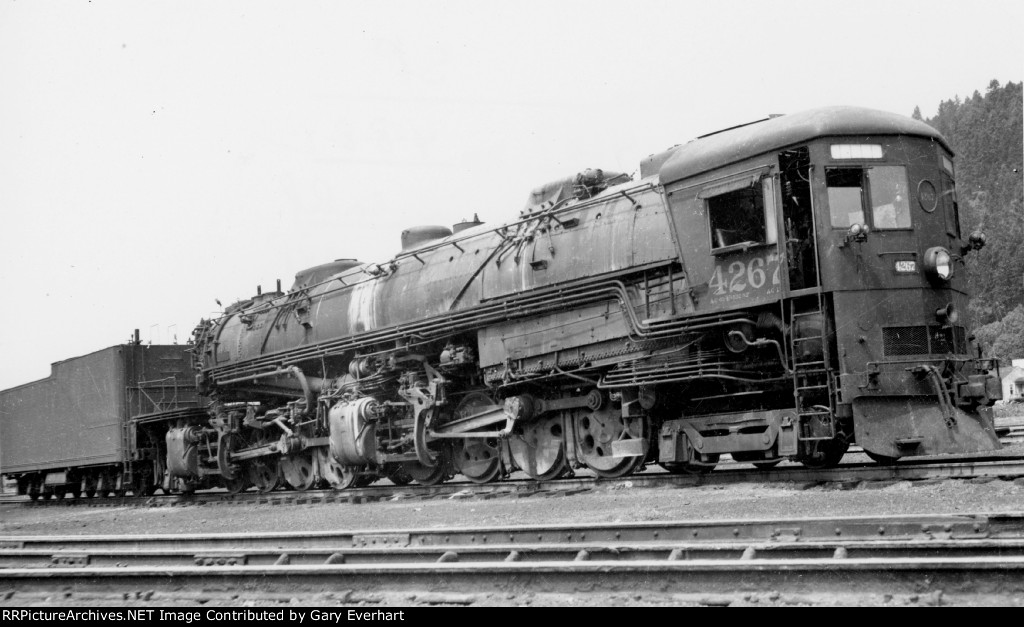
455;438;502;484
800;414;852;469
280;451;317;491
317;449;360;490
800;438;850;469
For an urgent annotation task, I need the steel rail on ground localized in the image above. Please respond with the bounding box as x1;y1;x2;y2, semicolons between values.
3;451;1024;510
3;512;1024;605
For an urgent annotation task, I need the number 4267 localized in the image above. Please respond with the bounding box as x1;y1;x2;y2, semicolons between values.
708;254;781;295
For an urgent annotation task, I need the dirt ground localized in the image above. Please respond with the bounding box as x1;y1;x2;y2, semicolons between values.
3;465;1024;607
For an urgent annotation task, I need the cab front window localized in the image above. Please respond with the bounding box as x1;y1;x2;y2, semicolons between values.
868;166;911;229
826;166;911;229
827;169;865;227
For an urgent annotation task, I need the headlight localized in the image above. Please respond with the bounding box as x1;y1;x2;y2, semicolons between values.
924;246;954;282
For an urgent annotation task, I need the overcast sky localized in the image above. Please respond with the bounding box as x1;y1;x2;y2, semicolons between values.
0;0;1020;389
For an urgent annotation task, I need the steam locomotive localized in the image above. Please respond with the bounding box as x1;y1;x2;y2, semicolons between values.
2;105;1004;498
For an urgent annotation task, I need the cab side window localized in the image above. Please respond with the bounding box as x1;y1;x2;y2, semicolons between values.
941;173;961;238
706;176;777;253
708;186;765;249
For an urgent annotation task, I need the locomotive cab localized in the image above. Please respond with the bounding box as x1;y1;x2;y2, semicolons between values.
813;138;1000;459
655;106;1001;467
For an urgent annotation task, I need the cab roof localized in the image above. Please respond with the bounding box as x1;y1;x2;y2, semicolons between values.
656;106;951;185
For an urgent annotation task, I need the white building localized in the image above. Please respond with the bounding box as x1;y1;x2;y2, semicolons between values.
1001;359;1024;403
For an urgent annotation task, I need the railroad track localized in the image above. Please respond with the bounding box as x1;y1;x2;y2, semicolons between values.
3;513;1024;606
4;448;1024;510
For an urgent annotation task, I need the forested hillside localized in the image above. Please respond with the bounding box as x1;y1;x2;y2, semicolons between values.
913;80;1023;363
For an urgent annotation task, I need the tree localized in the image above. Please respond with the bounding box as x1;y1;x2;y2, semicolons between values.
975;305;1024;364
919;81;1024;326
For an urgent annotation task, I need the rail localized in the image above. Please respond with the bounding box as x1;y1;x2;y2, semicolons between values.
3;512;1024;605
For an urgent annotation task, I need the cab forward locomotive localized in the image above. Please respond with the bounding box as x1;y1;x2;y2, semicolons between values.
161;105;1002;493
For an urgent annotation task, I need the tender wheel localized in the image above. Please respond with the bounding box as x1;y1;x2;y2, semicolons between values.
54;486;66;500
27;477;42;501
456;438;502;484
83;475;98;499
280;451;317;491
508;415;568;481
97;472;117;498
573;408;648;479
247;457;281;493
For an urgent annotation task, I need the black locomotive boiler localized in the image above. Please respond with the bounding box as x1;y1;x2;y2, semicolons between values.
151;105;1003;493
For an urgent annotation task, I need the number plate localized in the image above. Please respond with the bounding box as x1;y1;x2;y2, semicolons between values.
708;250;782;306
894;260;917;273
